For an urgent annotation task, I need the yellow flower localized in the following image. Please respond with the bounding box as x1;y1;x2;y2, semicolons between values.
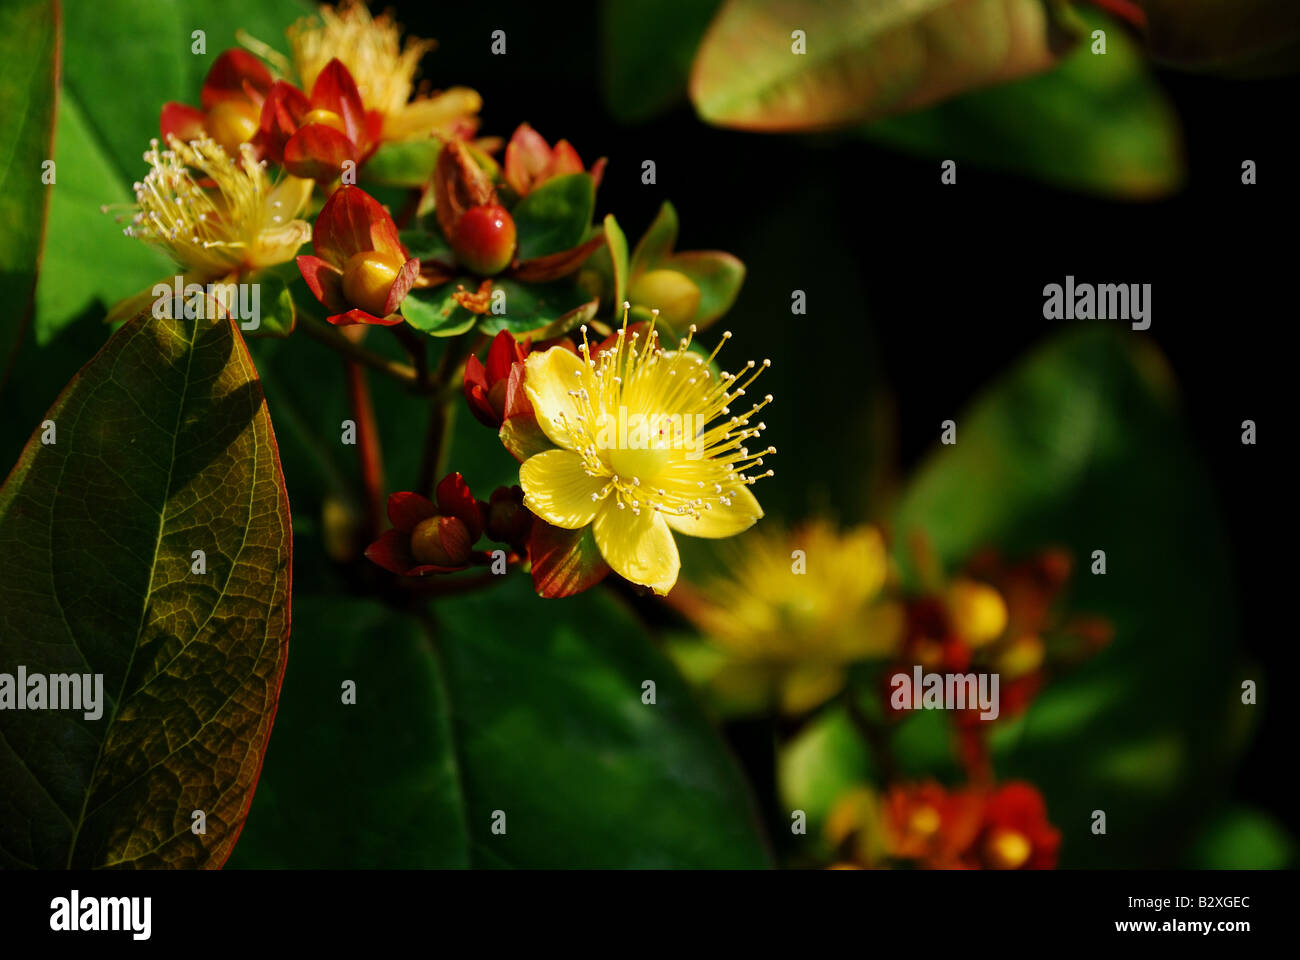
670;521;904;714
519;318;773;595
119;136;312;280
287;0;481;142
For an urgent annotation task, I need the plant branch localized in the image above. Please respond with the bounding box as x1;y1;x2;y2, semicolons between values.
344;359;386;539
299;311;425;390
415;335;477;494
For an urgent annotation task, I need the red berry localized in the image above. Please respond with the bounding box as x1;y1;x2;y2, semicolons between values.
453;204;516;276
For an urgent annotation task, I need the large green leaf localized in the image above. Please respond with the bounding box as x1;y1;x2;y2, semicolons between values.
863;10;1184;198
780;326;1243;867
690;0;1080;131
231;577;772;868
0;0;59;384
0;308;292;869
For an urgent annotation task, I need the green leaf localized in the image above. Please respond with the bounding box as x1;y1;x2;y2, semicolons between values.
603;213;630;307
600;0;724;122
0;309;292;869
690;0;1080;131
363;138;441;188
0;0;58;388
1134;0;1300;72
399;226;454;263
664;250;746;327
401;281;479;337
36;95;172;346
863;10;1185;198
223;598;470;868
231;576;772;868
244;270;297;339
512;173;595;261
475;279;598;337
630;201;679;274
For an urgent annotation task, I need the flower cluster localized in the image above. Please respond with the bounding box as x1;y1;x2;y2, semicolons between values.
828;780;1062;870
108;2;762;598
668;523;1109;869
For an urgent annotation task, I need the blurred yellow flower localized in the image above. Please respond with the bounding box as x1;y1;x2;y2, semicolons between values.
287;0;481;142
670;521;904;714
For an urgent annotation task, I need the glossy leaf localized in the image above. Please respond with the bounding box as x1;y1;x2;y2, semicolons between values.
511;173;596;261
475;279;598;337
690;0;1080;131
363;138;441;188
230;577;771;867
864;9;1185;198
0;0;59;388
664;251;746;328
0;308;292;869
401;281;480;337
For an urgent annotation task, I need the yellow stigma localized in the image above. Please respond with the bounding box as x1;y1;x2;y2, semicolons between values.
555;309;774;523
985;828;1033;869
342;249;403;317
288;0;432;118
303;107;347;133
946;579;1007;648
206;99;261;156
111;136;312;279
909;805;942;837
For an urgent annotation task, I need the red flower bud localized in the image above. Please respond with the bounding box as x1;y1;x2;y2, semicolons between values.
453;204;516;276
485;485;532;550
410;515;474;567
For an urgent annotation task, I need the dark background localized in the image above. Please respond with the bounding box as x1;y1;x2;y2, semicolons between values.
393;0;1294;847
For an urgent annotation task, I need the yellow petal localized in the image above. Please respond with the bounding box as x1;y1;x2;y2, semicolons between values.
663;482;763;539
519;449;605;529
593;501;680;595
523;346;590;452
384;88;483;141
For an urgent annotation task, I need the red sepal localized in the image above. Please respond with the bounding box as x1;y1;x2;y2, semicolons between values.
160;102;206;142
200;49;272;111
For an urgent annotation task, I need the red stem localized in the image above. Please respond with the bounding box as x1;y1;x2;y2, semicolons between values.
344;359;386;539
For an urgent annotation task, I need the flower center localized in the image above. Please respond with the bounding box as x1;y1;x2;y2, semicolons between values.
207;100;261;156
984;828;1032;869
908;805;942;837
342;249;404;317
603;414;673;483
303;107;347;134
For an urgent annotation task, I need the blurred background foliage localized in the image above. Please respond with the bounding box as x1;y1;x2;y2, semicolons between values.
1;0;1293;868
